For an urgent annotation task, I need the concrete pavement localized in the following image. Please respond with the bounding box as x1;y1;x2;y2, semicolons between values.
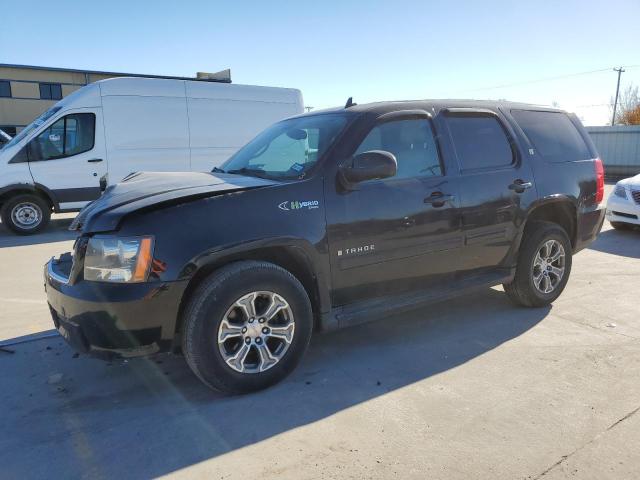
1;186;639;479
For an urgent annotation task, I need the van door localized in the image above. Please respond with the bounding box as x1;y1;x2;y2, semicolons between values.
27;108;106;210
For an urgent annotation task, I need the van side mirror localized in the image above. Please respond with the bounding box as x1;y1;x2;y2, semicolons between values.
339;150;397;184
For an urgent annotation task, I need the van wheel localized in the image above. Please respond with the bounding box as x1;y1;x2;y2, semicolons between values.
0;194;51;235
504;221;572;307
182;261;313;394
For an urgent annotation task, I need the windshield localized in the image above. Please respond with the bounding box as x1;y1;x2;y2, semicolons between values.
220;113;350;180
2;106;62;150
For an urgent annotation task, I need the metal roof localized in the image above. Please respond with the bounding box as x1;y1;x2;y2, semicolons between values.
0;63;231;83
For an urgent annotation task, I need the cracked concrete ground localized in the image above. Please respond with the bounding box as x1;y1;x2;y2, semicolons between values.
1;184;639;479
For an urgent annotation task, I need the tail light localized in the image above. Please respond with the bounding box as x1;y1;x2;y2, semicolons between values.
595;158;604;204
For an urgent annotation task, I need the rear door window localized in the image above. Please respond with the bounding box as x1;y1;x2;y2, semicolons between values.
445;114;514;171
511;110;590;163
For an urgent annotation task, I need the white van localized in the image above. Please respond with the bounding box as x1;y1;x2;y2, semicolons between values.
0;77;303;234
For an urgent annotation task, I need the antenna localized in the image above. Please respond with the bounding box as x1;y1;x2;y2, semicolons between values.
345;97;356;108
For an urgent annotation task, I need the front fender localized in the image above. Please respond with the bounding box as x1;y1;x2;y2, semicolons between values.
0;182;59;210
180;236;331;316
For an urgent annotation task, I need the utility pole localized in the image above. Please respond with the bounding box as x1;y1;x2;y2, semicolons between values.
611;67;625;126
305;106;314;112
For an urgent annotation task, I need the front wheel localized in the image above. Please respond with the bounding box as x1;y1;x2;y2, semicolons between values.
182;261;313;394
0;194;51;235
504;221;572;307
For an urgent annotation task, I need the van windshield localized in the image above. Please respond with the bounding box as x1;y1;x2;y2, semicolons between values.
2;106;62;150
220;113;350;180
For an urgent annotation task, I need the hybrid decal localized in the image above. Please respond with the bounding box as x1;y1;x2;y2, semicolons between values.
278;200;320;211
337;244;376;257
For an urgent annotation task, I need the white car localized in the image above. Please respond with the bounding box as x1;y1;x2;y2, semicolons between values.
606;174;640;229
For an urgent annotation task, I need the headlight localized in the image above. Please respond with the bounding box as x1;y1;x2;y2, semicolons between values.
614;184;627;199
84;236;154;283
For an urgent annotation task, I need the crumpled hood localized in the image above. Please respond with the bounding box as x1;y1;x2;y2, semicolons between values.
71;171;278;233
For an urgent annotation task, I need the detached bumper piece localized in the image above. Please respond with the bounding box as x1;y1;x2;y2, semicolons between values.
45;257;188;359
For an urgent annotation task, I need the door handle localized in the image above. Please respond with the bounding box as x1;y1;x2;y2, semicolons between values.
509;180;533;193
424;192;455;207
87;158;103;163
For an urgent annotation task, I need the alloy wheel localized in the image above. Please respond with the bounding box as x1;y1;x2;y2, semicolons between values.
532;239;565;294
217;291;295;373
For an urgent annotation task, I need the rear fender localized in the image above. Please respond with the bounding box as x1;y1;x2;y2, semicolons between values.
506;195;578;265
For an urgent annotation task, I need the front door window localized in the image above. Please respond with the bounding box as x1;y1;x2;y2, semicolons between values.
29;113;95;161
355;119;443;179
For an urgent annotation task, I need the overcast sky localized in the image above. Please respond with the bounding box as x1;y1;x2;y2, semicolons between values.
3;0;639;125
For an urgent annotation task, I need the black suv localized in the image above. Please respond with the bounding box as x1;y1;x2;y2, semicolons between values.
45;100;605;394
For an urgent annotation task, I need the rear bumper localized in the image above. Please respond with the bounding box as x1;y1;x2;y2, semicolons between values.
574;206;605;252
45;258;189;359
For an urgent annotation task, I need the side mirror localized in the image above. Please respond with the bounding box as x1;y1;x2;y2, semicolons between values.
340;150;397;184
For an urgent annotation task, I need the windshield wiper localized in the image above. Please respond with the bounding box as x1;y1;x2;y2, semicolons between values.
226;167;272;179
211;166;225;173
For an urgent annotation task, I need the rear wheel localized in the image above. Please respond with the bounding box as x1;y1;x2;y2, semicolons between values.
0;194;51;235
182;261;313;394
504;221;572;307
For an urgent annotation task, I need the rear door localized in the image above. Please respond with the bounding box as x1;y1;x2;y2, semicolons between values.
441;108;537;273
27;108;106;210
325;111;463;305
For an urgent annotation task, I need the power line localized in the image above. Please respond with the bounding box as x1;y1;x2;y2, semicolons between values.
459;64;640;94
574;103;612;108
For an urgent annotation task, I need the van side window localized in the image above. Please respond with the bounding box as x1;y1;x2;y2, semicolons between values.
511;110;591;163
445;114;514;170
29;113;95;161
355;119;443;179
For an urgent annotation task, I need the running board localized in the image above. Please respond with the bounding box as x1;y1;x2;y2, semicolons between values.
326;270;513;331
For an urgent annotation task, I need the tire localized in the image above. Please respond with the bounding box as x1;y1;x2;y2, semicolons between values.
610;221;633;230
0;194;51;235
182;260;313;394
503;221;572;307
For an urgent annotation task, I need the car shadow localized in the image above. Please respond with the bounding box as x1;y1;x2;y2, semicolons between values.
588;226;640;259
0;215;77;247
1;288;550;478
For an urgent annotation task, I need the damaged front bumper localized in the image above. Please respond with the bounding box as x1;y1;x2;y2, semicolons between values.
44;254;188;359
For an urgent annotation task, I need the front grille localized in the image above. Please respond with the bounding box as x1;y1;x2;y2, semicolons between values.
632;190;640;205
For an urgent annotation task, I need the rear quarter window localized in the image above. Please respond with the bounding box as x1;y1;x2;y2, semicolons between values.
511;110;591;163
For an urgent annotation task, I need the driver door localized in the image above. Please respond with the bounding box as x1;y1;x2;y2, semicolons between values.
325;113;463;306
27;108;106;210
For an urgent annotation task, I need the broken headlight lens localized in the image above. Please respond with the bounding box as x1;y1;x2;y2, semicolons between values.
84;236;154;283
